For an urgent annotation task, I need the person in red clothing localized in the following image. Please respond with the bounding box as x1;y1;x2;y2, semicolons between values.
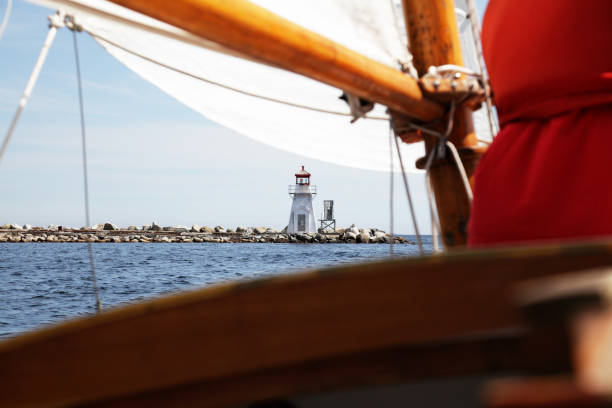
467;0;612;246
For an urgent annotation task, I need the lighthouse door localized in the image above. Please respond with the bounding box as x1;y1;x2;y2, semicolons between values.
297;214;306;232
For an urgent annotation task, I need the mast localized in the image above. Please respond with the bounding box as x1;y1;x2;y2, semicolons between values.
106;0;443;122
401;0;482;247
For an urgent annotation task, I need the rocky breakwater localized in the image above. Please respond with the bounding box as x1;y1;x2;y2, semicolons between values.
0;223;412;244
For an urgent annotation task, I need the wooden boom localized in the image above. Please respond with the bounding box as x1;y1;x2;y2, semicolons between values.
105;0;444;121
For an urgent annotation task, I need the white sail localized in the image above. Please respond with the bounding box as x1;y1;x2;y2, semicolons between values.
28;0;491;172
455;0;495;142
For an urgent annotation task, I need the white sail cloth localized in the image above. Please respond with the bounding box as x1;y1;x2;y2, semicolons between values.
29;0;491;173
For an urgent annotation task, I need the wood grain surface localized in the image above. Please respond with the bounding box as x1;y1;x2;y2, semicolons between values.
1;239;612;407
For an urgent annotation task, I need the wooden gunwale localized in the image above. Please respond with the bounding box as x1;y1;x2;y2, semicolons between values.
81;333;571;408
1;239;612;407
104;0;444;121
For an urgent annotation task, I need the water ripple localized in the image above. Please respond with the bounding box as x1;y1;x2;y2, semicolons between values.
0;239;430;338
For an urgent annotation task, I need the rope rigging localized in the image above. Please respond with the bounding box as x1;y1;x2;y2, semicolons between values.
0;10;63;167
69;17;101;313
392;128;424;255
391;91;474;253
82;25;389;122
0;0;12;41
464;0;499;138
388;127;395;257
423;149;442;253
0;11;102;311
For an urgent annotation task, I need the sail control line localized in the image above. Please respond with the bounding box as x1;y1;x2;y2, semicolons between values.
464;0;499;138
0;10;63;167
339;63;482;252
66;14;102;314
0;11;102;313
81;25;388;122
0;0;12;42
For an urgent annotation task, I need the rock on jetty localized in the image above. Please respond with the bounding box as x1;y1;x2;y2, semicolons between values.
0;223;412;244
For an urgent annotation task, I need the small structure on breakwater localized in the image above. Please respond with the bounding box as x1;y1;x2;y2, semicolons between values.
319;200;336;233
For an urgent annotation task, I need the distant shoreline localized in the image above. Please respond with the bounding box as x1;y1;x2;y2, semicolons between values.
0;225;412;244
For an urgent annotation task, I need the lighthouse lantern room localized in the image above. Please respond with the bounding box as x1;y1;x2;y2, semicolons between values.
287;166;317;234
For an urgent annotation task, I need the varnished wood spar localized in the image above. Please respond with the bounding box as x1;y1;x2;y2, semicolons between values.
1;239;612;407
105;0;444;122
402;0;481;247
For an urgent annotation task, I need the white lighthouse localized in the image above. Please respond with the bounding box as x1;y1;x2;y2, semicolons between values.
287;165;317;234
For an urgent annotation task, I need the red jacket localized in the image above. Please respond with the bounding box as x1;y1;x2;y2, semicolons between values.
468;0;612;246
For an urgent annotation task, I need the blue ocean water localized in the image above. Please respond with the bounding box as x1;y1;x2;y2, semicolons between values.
0;237;433;338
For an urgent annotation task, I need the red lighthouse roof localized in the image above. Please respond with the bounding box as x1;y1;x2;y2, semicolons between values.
294;165;311;177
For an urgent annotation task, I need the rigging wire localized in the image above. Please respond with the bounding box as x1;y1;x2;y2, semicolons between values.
0;0;12;41
389;0;418;79
420;101;472;251
423;143;475;250
446;140;473;203
388;126;394;257
0;11;62;167
72;27;101;313
84;27;389;122
424;148;442;253
395;100;463;253
465;0;499;138
393;134;424;255
418;100;473;209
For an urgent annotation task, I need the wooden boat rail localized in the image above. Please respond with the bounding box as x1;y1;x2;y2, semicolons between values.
2;239;612;407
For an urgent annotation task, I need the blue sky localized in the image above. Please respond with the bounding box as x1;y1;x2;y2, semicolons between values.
0;0;488;233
